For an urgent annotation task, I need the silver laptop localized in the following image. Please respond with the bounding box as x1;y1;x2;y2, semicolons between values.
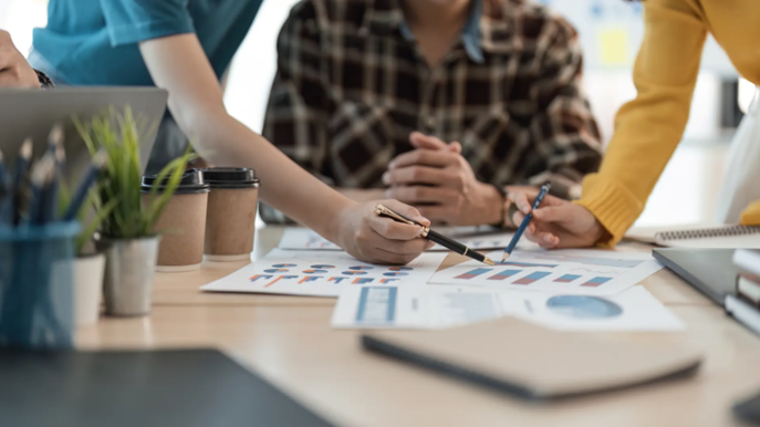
0;87;167;180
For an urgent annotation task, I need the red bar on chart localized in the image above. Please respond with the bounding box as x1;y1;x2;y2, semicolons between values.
454;268;493;280
487;269;521;281
581;277;612;288
554;274;581;283
513;272;551;285
353;278;374;284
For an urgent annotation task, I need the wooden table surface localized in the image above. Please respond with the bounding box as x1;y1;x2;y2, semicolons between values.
77;226;760;427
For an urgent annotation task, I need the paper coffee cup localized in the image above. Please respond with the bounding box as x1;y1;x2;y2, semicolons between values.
141;169;210;272
203;168;260;261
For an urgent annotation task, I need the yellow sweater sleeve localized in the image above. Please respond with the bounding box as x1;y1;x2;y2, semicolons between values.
742;200;760;226
576;0;708;246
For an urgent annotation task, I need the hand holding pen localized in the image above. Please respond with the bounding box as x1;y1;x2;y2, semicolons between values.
506;185;606;250
375;204;495;265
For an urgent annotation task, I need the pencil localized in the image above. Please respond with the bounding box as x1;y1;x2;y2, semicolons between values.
374;204;495;266
502;183;551;261
63;150;106;221
12;138;33;225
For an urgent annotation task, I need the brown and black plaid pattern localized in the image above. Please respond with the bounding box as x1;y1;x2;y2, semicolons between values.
263;0;602;199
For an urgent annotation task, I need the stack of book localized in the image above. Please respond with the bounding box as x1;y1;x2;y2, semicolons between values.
736;250;760;306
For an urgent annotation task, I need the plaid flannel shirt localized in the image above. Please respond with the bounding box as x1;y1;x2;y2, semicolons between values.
263;0;602;201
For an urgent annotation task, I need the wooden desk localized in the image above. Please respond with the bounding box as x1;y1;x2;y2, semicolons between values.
79;226;760;427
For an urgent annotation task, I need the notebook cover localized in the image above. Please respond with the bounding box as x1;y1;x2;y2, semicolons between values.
0;349;335;427
362;317;702;400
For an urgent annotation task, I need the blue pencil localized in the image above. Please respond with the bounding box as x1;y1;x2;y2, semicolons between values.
502;183;551;261
63;150;106;221
11;138;32;225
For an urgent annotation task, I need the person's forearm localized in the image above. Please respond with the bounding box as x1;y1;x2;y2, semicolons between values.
186;108;351;240
339;188;386;203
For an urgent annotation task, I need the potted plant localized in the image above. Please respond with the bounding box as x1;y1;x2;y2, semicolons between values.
58;186;117;326
75;107;193;316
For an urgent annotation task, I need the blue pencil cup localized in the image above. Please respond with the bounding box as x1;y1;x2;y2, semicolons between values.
0;222;80;349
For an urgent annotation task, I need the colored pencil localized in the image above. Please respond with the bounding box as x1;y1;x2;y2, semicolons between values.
502;183;551;261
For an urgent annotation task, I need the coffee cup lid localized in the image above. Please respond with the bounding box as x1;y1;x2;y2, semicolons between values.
202;168;260;189
141;168;210;195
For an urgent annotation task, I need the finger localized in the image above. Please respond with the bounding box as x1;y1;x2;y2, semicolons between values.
368;215;424;241
381;199;431;227
389;150;459;170
532;206;568;223
409;132;449;151
369;230;430;255
512;192;533;214
371;247;421;265
416;205;453;222
449;142;462;154
386;186;459;205
382;166;451;187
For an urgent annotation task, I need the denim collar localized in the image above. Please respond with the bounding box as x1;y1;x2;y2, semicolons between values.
363;0;485;64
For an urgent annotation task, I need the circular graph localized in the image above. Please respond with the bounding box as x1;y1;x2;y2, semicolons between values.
264;268;290;273
310;264;336;269
342;271;368;276
271;263;296;268
546;296;623;319
303;269;328;274
383;272;409;277
388;267;414;272
349;265;374;271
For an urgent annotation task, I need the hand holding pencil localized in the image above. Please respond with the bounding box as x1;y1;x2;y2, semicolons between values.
507;186;606;250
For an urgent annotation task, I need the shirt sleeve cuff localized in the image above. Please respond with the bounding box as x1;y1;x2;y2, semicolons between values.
574;174;645;247
108;17;195;47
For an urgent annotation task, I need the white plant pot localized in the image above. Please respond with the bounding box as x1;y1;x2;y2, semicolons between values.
72;253;106;326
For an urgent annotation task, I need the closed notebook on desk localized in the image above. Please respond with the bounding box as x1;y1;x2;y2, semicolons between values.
362;317;702;401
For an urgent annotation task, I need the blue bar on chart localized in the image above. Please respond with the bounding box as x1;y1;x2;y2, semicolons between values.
513;271;552;285
554;274;582;283
581;277;612;288
487;269;522;281
356;287;397;324
455;268;493;280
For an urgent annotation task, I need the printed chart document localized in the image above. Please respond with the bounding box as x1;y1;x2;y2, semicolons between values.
331;285;684;331
278;228;531;252
429;249;663;296
201;249;447;297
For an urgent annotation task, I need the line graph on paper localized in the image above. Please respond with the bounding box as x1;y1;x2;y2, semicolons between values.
428;249;663;296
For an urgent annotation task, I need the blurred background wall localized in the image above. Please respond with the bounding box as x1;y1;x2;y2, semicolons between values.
1;0;753;227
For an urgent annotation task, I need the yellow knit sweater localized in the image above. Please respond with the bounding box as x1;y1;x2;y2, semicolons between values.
576;0;760;245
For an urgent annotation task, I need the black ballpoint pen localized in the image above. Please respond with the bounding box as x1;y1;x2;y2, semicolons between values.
374;204;495;266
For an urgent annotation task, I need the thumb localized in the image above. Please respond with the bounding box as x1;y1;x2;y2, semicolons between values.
410;132;448;151
449;141;462;154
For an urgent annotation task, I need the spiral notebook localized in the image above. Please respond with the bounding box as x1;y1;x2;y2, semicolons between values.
626;225;760;249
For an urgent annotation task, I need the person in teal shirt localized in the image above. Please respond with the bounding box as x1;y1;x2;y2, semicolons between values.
32;0;261;86
27;0;433;265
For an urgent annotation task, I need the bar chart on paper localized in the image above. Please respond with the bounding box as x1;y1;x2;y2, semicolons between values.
201;249;447;297
429;249;663;296
278;228;531;252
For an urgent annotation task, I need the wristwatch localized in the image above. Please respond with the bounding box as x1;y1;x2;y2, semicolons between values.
488;183;510;229
34;69;55;88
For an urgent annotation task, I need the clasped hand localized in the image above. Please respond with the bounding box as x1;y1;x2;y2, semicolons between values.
383;132;503;226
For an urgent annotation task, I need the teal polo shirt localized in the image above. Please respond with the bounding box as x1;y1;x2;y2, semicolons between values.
32;0;264;85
